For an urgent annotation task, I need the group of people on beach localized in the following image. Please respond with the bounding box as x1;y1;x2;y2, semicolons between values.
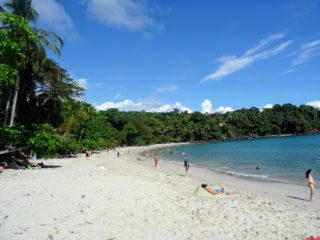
143;150;190;176
0;158;45;172
141;149;316;201
143;150;235;196
143;151;159;167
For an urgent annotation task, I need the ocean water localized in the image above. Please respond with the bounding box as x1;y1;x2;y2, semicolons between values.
157;134;320;186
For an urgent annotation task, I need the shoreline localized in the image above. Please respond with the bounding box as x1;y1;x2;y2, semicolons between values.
137;143;319;205
147;136;320;189
1;143;319;240
188;131;320;144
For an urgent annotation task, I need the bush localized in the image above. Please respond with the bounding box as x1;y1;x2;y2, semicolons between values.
28;124;61;159
104;138;118;149
81;138;100;150
0;125;27;149
60;135;83;155
135;136;147;146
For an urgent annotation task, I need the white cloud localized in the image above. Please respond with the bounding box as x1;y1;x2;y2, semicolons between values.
262;103;273;109
83;0;162;33
76;78;88;89
215;106;233;114
155;85;178;93
303;40;320;49
93;82;104;87
202;34;292;81
201;99;213;113
95;99;192;113
114;93;122;99
201;99;233;114
33;0;76;38
306;100;320;109
291;39;320;66
244;34;284;56
282;68;298;74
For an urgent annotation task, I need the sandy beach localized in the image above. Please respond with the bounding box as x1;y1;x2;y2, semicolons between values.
1;143;320;240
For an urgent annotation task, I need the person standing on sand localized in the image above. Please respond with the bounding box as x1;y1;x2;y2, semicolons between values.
154;153;159;167
183;153;190;176
306;169;315;202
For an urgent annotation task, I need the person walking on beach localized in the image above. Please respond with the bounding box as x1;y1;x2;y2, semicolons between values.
306;169;315;202
154;153;159;167
183;153;190;176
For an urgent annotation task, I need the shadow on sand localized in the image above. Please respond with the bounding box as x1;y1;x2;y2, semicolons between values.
40;165;62;169
286;195;309;202
5;164;62;170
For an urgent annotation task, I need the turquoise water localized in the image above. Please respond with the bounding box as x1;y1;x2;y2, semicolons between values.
158;134;320;185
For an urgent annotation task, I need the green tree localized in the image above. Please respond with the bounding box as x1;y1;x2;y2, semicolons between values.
1;0;63;126
28;124;61;158
35;59;84;124
4;0;38;22
123;121;139;145
0;12;34;126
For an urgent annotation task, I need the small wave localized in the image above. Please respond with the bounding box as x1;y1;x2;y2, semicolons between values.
215;166;230;170
225;171;270;179
166;160;182;166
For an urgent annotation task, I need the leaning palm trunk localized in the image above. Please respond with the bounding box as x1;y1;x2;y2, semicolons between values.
3;87;12;126
9;74;19;126
78;129;84;142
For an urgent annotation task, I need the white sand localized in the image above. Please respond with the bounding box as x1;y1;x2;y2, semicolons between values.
1;143;320;240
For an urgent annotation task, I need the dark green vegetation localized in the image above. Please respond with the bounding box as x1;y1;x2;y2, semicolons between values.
1;1;320;159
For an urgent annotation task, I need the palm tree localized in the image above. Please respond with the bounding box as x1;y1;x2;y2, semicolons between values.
4;0;38;22
35;59;84;124
2;0;63;56
1;0;63;126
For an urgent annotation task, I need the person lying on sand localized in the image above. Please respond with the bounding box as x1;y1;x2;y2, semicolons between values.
20;159;44;169
0;162;8;173
201;184;237;195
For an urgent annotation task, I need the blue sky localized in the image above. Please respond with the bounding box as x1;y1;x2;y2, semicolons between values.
17;0;320;112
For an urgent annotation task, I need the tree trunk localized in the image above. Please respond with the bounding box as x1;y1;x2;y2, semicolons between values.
78;129;84;142
3;88;12;127
47;112;51;122
9;75;20;127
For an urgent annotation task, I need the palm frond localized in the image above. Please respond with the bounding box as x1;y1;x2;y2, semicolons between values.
0;6;6;13
33;28;64;48
4;0;38;22
33;28;63;57
35;33;61;57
